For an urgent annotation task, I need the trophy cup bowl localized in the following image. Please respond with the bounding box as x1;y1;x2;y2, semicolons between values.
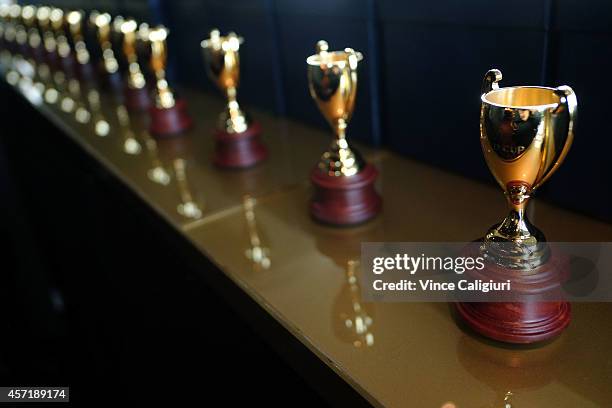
456;69;577;344
200;29;267;168
480;69;576;243
147;26;192;137
306;40;381;226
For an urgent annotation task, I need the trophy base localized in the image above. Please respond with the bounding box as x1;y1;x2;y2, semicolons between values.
456;301;571;344
455;247;571;344
149;99;193;138
310;164;382;226
124;85;151;112
213;122;267;169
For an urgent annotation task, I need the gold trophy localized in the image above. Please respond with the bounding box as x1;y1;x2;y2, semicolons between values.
456;69;577;344
147;26;192;136
66;10;94;81
200;29;267;168
120;18;150;111
479;69;576;248
93;12;121;91
306;40;381;225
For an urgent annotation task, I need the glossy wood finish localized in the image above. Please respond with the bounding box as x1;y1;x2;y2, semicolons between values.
310;164;382;225
457;245;572;344
6;82;612;407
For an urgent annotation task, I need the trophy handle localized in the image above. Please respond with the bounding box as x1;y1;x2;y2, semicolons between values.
481;69;502;95
534;85;577;188
553;85;577;132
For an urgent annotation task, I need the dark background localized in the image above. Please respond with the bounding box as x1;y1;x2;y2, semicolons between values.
36;0;612;223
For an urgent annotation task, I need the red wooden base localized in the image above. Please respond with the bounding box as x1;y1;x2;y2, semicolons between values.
149;99;193;138
456;301;570;344
310;164;382;226
213;122;267;168
456;248;571;344
124;85;151;112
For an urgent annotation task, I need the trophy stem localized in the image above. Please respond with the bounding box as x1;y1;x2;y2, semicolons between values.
225;86;242;121
485;181;545;243
335;118;347;141
226;86;238;104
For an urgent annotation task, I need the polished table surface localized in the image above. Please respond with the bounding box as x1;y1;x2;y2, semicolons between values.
6;76;612;407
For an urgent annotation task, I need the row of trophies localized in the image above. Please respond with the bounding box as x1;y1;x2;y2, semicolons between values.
0;3;381;226
0;4;581;345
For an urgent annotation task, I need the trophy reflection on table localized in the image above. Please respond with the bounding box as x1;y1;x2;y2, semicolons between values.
333;260;374;348
242;195;271;271
154;136;204;220
115;103;142;155
313;218;383;349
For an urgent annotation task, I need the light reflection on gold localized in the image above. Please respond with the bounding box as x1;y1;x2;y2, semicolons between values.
242;195;271;271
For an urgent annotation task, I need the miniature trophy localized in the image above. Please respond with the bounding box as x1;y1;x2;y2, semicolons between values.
120;19;149;111
306;40;381;225
456;69;577;343
93;12;121;91
201;29;267;168
148;26;192;137
66;10;94;81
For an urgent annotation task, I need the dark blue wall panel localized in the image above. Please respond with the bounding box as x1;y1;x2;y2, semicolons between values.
543;1;612;221
379;0;547;181
273;0;374;142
